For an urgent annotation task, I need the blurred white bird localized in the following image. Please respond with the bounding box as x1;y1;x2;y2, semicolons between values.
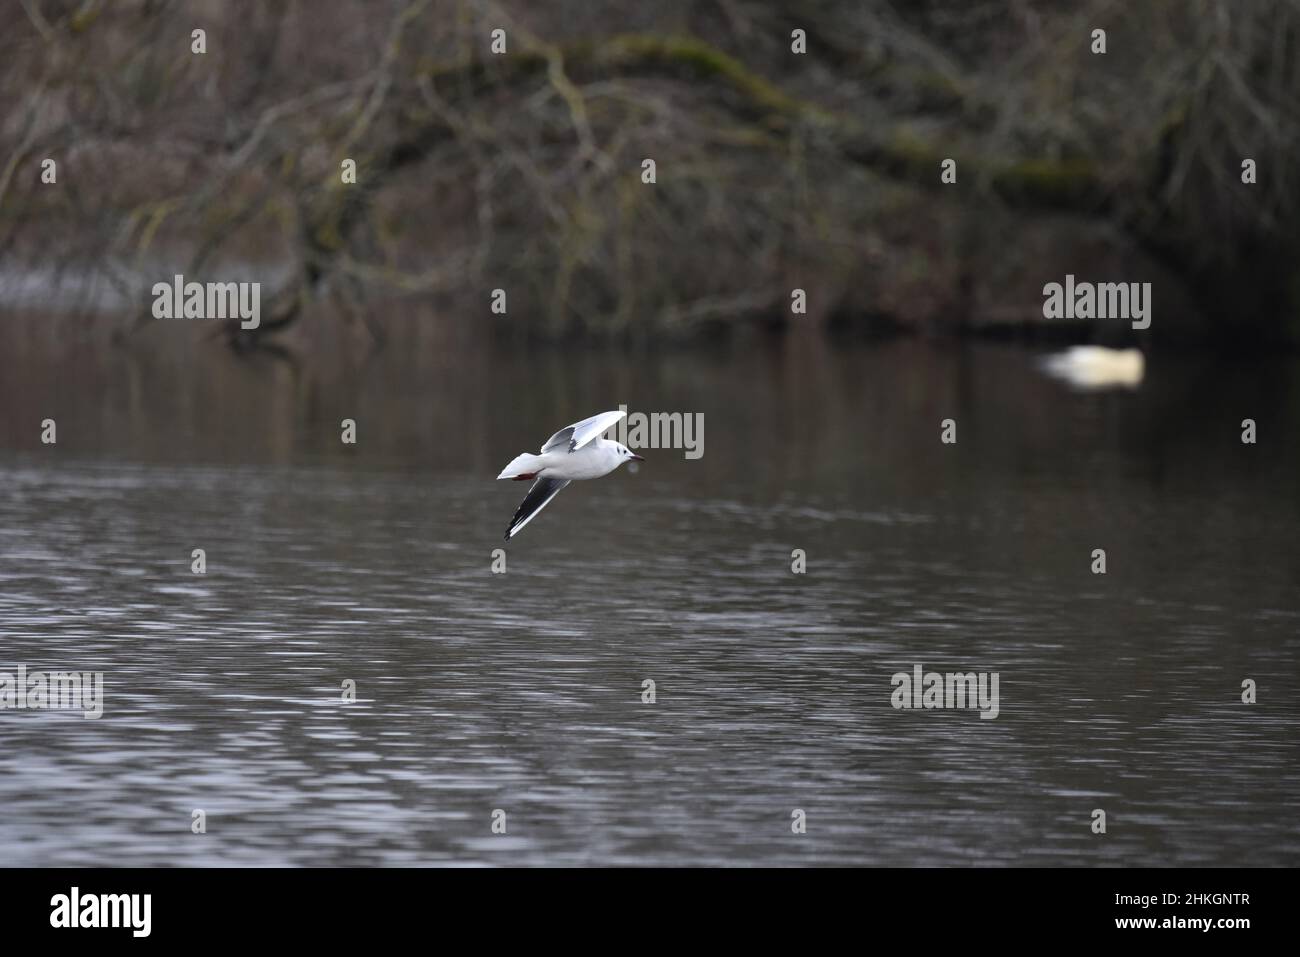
1040;346;1144;390
497;410;644;540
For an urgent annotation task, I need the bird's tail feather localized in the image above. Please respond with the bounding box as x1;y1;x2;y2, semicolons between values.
497;452;542;480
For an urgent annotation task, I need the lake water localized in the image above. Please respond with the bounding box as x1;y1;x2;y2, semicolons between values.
1;327;1297;865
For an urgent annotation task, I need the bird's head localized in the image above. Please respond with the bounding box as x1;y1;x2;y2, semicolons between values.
613;443;644;464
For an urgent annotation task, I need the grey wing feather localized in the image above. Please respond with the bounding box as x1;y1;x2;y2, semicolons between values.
540;426;576;454
540;410;626;454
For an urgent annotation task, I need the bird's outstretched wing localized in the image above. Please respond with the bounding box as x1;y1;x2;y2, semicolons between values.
540;410;626;454
505;477;572;540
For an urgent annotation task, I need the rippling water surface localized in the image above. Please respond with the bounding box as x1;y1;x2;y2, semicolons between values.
1;331;1297;865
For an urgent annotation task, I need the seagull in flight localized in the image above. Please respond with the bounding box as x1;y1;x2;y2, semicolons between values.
1040;346;1145;390
497;410;644;540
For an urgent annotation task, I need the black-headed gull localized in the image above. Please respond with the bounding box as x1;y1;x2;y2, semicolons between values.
497;410;644;540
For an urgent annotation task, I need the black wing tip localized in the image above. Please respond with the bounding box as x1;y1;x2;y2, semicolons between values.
503;476;568;542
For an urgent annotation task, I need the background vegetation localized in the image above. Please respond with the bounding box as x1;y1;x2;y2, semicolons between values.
2;0;1298;349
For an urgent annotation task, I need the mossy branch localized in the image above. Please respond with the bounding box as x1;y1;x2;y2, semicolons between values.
301;32;1107;295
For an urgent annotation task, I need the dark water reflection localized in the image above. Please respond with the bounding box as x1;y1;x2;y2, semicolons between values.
1;325;1298;865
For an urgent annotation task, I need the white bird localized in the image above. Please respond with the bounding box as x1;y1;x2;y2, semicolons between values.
496;410;644;540
1040;346;1145;390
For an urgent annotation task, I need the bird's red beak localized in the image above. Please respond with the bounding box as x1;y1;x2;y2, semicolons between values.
630;453;645;462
